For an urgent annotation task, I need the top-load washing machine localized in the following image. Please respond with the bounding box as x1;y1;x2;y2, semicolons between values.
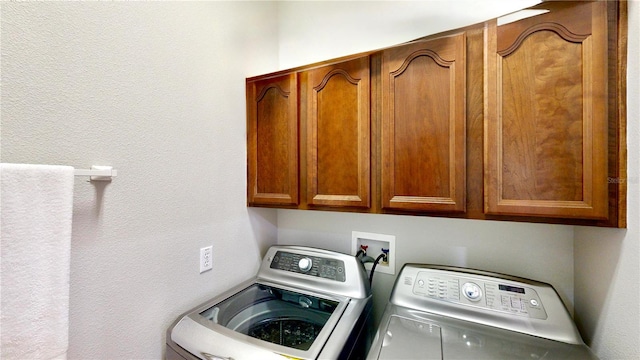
166;246;373;360
367;264;597;359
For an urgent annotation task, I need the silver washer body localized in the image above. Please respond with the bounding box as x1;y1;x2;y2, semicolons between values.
167;246;373;360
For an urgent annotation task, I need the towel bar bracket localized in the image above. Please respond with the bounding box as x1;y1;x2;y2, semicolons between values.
74;166;117;181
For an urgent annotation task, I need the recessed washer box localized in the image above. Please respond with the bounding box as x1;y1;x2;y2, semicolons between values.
351;231;396;275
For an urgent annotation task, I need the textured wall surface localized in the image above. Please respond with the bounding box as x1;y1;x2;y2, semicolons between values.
1;2;279;358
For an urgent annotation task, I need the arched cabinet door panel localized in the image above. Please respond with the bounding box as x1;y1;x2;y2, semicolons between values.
381;33;467;212
247;73;299;206
304;57;371;208
484;1;609;219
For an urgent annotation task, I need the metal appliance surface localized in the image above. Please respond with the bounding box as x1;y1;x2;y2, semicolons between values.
367;264;597;359
167;246;373;360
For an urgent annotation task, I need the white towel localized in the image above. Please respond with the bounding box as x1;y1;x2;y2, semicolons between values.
1;163;74;360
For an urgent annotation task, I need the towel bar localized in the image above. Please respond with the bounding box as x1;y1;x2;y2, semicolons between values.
74;166;117;181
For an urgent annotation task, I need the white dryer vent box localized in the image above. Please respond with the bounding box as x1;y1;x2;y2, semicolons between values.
352;231;396;275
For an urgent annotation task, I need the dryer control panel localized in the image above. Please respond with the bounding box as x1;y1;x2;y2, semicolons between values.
270;251;346;282
412;271;547;320
390;264;584;345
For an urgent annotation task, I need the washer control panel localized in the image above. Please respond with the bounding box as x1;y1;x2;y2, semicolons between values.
412;270;547;319
270;251;346;282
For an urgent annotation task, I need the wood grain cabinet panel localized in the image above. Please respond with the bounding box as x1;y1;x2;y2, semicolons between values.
247;74;298;206
381;34;466;212
484;1;609;219
245;0;625;227
305;57;371;207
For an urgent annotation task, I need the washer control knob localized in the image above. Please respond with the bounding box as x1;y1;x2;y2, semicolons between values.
298;257;313;272
462;282;482;302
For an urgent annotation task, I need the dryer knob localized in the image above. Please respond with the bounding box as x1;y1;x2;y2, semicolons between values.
298;257;313;272
462;282;482;302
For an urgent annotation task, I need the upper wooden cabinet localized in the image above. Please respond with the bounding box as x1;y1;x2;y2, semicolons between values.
381;33;466;212
247;73;298;206
246;1;626;227
484;1;610;219
303;57;371;208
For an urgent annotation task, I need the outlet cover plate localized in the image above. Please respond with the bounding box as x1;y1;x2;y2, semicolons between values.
200;246;213;273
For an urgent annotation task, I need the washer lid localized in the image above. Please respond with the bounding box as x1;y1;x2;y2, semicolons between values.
179;282;349;360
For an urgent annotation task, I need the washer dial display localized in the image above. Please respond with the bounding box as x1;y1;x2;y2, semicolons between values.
270;251;346;282
298;257;313;272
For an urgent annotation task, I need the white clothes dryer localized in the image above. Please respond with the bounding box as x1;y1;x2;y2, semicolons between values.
367;264;597;359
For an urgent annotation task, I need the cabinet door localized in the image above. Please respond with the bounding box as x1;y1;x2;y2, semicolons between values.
306;57;370;207
247;74;298;206
381;34;466;212
484;1;608;219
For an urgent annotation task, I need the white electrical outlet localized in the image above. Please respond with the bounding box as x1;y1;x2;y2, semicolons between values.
352;231;396;275
200;246;213;273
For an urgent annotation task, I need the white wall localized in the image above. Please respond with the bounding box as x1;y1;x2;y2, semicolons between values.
1;1;279;358
574;2;640;359
277;211;575;327
276;0;541;69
